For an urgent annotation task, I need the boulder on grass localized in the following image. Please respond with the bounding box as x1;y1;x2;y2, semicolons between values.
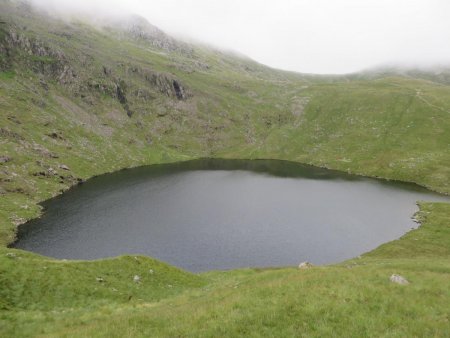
298;261;313;270
390;274;409;285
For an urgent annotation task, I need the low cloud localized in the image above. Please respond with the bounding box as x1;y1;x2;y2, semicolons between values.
28;0;450;74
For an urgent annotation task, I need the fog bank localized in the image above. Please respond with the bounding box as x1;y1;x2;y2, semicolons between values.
29;0;450;74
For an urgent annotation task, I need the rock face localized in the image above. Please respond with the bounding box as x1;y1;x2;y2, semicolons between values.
172;80;186;100
116;14;193;55
1;12;191;123
0;22;80;88
88;66;189;117
3;29;70;79
144;71;189;100
298;261;313;270
390;274;409;285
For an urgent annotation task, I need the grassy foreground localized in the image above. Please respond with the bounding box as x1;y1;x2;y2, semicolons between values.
0;202;449;337
0;1;449;336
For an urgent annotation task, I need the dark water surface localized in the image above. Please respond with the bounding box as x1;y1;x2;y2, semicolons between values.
13;159;449;272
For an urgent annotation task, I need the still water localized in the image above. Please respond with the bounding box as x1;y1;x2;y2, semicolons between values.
13;159;449;272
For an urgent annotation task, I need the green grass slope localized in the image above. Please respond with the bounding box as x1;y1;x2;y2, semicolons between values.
0;1;449;336
252;78;450;192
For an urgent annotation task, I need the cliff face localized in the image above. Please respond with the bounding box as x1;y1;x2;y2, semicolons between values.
114;14;194;55
0;15;191;114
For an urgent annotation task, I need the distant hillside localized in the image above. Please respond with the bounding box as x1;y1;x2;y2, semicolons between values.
353;65;450;85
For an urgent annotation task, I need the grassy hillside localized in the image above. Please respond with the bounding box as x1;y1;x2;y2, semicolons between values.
0;1;449;336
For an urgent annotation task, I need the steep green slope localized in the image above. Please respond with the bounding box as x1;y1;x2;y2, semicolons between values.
0;1;449;336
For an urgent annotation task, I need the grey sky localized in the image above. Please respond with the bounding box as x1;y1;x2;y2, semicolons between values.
31;0;450;74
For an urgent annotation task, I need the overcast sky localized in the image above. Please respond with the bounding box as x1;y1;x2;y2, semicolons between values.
31;0;450;74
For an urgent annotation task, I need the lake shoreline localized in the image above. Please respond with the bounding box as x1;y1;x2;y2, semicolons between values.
10;158;450;272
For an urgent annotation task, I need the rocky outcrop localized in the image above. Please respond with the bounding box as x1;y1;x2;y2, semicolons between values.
116;15;193;55
0;24;11;70
144;71;189;100
298;261;314;269
6;29;62;59
58;65;77;85
117;64;190;100
0;127;24;141
1;20;190;116
1;26;76;83
114;80;133;117
115;82;127;105
390;274;409;285
87;75;134;117
87;64;188;116
169;60;210;74
0;156;11;164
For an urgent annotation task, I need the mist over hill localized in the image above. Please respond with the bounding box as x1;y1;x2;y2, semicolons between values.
14;0;450;74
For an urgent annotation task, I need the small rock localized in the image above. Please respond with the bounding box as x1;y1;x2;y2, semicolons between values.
149;269;154;274
48;168;57;176
133;275;141;283
390;274;409;285
48;132;59;139
11;217;26;226
5;252;17;259
96;277;105;283
7;115;21;124
0;156;11;164
39;79;49;91
298;261;313;270
33;171;48;177
59;164;70;171
102;66;112;76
